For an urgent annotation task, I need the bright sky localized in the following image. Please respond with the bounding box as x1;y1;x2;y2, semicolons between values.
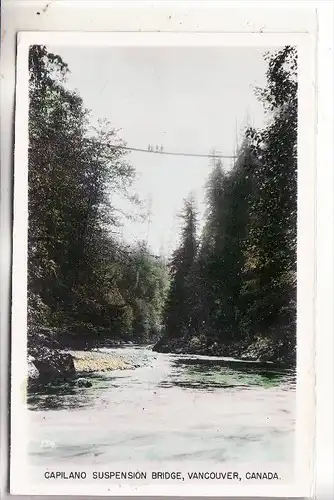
50;45;268;256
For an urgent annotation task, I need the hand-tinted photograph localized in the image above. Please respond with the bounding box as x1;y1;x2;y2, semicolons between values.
15;38;302;495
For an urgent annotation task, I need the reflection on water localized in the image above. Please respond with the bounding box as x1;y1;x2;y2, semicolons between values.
28;373;122;411
28;352;295;410
27;347;296;465
159;357;295;391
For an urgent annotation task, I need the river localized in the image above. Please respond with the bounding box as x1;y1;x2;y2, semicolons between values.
27;346;295;466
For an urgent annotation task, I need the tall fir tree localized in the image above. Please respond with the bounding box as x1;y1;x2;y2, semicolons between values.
164;195;198;338
241;46;297;351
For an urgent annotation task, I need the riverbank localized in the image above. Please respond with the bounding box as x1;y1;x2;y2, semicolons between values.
69;350;134;373
27;328;138;381
153;333;296;366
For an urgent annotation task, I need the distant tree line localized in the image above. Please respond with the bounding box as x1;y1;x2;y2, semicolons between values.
28;45;169;346
161;47;297;363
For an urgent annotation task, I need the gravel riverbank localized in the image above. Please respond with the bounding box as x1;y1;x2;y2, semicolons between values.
69;350;134;373
28;328;139;381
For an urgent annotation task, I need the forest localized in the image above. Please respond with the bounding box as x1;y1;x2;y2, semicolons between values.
27;45;297;365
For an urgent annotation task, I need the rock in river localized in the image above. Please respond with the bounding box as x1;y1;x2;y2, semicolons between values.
28;355;39;380
32;351;76;380
28;327;76;381
76;378;92;388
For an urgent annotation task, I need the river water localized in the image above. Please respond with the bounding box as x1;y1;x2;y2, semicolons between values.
27;346;295;466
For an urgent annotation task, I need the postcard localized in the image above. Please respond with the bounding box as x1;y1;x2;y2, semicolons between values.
10;30;316;497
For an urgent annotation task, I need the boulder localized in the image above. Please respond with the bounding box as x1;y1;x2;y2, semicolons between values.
33;350;76;380
27;326;76;380
77;378;92;388
27;356;39;380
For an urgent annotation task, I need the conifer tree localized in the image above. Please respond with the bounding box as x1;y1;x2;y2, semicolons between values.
242;46;297;350
163;195;198;338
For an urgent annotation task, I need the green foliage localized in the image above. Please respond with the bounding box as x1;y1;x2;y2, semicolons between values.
161;46;297;362
119;242;169;342
28;45;169;344
242;46;297;339
28;44;297;362
163;195;198;338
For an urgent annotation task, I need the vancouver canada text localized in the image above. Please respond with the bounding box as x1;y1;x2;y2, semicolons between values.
16;39;301;495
